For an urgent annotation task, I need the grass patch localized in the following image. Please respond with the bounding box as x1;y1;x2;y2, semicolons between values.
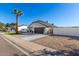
5;32;20;35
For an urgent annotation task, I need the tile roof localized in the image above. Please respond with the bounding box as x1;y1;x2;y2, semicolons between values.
31;20;53;27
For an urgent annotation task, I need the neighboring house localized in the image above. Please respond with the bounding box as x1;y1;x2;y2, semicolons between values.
6;26;15;32
29;20;53;34
6;25;28;33
18;25;28;32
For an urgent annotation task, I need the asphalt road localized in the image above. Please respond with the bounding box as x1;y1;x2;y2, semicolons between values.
0;34;25;56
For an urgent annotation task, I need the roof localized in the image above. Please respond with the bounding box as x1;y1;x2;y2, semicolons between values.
18;26;27;28
18;25;27;27
29;20;53;27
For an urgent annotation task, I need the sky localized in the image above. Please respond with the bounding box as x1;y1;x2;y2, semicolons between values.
0;3;79;27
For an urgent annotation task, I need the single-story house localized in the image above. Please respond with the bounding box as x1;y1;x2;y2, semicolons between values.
18;25;28;32
6;26;16;32
29;20;53;34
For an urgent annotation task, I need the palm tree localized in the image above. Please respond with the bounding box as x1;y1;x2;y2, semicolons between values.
13;9;23;34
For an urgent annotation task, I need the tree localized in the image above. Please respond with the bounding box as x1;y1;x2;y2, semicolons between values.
10;23;16;27
5;23;16;27
13;9;23;34
5;23;10;27
0;22;5;31
5;23;16;31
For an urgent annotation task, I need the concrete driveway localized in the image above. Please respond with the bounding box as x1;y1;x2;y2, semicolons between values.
14;33;48;41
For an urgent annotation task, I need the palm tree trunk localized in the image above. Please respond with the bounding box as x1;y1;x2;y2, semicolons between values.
16;15;18;34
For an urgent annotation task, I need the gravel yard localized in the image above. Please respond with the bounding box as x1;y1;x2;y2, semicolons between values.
32;35;79;55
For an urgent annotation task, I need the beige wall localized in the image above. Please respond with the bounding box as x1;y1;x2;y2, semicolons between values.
44;27;53;34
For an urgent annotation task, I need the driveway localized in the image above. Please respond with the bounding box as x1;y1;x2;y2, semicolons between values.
14;33;48;41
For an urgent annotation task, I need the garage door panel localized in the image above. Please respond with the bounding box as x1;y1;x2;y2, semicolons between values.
34;28;44;34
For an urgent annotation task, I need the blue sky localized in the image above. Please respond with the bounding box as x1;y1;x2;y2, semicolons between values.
0;3;79;27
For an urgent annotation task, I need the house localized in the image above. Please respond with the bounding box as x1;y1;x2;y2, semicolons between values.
18;25;28;32
6;26;16;32
29;20;53;34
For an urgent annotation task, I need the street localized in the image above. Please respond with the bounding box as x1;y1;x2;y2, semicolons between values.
0;34;25;56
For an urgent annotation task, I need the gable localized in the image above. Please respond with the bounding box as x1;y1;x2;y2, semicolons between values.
29;23;47;28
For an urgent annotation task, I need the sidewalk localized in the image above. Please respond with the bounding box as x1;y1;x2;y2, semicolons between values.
1;33;56;56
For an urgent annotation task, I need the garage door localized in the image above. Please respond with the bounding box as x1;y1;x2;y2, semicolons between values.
34;27;45;34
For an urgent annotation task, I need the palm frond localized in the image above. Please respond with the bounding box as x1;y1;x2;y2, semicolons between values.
13;9;23;16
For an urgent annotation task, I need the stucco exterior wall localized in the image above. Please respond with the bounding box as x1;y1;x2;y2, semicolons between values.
44;27;52;34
